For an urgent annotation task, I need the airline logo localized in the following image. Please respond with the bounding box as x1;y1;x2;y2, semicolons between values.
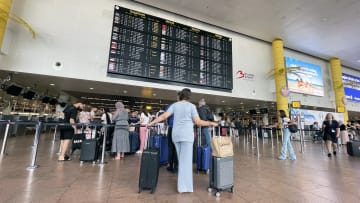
236;70;255;80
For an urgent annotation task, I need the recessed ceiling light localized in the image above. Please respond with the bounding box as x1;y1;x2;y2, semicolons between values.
152;93;157;96
123;90;128;94
49;83;55;86
89;87;94;90
221;100;225;103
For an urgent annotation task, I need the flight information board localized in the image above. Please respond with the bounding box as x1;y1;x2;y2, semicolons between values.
107;5;233;90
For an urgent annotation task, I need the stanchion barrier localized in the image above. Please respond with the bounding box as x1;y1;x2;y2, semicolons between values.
255;126;260;158
270;128;274;148
0;121;11;156
98;124;109;165
27;121;42;170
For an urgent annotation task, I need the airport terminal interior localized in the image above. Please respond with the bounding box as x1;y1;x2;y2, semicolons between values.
1;0;360;202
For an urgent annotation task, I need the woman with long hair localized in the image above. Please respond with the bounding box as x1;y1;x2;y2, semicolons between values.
137;108;151;153
278;109;296;160
322;113;340;157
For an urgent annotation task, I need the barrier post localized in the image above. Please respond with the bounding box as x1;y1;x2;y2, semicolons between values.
255;126;260;157
0;122;11;156
99;124;108;165
270;128;274;148
52;125;58;142
27;122;42;170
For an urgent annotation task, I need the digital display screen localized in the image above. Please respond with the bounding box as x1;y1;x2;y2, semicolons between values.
107;6;233;90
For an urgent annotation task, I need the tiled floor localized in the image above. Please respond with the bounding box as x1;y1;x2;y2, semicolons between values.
0;130;360;203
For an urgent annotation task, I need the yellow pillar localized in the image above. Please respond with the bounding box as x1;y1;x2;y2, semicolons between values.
272;39;289;116
0;0;13;48
330;58;348;122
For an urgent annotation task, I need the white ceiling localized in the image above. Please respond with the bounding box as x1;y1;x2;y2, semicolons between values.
134;0;360;70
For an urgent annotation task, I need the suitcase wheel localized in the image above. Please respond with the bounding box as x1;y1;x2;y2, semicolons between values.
230;186;234;193
150;188;156;194
207;187;212;193
215;191;221;197
80;161;84;164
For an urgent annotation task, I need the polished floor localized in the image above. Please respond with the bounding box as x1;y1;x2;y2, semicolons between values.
0;130;360;203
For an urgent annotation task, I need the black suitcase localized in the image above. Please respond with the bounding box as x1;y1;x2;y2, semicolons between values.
80;139;99;163
138;131;160;194
347;141;360;156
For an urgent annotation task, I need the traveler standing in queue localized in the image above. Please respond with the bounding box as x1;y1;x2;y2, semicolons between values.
322;113;340;157
58;101;84;161
198;98;213;147
112;102;129;160
278;109;296;160
147;88;218;193
137;108;151;153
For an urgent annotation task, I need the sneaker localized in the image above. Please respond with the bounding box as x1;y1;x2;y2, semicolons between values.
290;157;296;161
328;153;331;157
136;150;143;154
277;156;286;160
333;151;336;156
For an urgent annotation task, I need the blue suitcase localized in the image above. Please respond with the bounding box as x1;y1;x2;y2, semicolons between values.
149;128;168;166
196;127;210;173
129;131;140;153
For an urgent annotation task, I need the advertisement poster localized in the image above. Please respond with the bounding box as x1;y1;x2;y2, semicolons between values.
289;108;343;126
285;57;324;96
342;73;360;103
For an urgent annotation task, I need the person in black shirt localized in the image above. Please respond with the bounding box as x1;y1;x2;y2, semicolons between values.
58;102;84;161
197;98;213;147
322;113;340;157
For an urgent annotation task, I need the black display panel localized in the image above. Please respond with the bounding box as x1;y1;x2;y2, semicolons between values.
6;85;23;96
107;6;233;90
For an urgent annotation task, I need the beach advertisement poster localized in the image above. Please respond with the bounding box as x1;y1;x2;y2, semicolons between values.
285;57;324;96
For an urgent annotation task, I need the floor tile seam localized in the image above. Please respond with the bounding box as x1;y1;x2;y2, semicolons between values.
56;174;85;202
309;187;360;201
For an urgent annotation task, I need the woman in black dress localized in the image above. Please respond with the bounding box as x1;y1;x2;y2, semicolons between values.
322;113;340;157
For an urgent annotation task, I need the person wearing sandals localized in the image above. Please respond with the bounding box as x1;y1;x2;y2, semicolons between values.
322;113;340;157
112;101;129;160
278;109;297;161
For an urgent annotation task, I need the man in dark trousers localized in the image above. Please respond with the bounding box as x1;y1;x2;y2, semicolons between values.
198;98;213;147
166;94;179;173
58;101;84;161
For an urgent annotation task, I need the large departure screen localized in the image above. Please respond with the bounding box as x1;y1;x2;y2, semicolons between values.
107;5;233;90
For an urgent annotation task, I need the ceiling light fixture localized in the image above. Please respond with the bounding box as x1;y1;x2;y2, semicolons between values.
49;83;55;86
89;87;94;90
123;90;128;94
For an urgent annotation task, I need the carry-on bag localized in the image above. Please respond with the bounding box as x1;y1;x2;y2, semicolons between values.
208;127;234;197
138;129;160;194
149;126;168;165
196;127;210;173
79;139;99;163
347;141;360;156
71;133;85;154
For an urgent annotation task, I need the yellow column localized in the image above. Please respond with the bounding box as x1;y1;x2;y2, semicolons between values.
330;58;348;122
0;0;13;48
272;39;289;116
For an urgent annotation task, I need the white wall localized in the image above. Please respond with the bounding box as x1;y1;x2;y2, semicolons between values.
0;0;359;111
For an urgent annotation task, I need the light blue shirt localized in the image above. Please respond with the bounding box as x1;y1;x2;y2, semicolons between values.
166;101;199;143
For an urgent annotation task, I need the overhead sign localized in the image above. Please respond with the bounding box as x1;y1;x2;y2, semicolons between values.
342;73;360;103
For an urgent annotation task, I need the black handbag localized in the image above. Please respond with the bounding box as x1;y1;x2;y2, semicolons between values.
288;124;298;133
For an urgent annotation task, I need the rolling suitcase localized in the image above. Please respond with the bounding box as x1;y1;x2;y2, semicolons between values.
196;127;210;173
129;131;140;153
138;130;160;194
347;141;360;156
149;126;168;165
79;139;99;163
208;127;234;197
